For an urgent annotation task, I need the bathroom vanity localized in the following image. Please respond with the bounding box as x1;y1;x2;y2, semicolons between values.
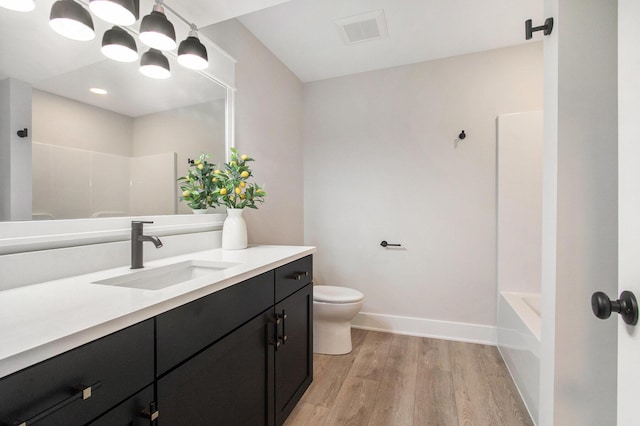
0;246;314;425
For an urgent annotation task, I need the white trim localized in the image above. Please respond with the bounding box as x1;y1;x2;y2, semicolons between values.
497;346;539;425
0;213;226;255
351;311;497;345
225;85;236;161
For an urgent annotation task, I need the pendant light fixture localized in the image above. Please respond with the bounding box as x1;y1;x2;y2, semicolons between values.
140;48;170;79
89;0;139;26
0;0;35;12
49;0;95;41
139;0;176;51
177;24;208;70
102;26;138;62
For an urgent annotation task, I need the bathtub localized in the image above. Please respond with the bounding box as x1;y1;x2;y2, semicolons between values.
497;292;541;424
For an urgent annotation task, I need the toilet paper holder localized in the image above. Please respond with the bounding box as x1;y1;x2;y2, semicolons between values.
380;241;401;248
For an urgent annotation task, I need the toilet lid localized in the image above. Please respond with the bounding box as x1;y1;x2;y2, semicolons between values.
313;286;364;303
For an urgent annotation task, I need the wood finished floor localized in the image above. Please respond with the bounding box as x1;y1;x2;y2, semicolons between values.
285;329;533;426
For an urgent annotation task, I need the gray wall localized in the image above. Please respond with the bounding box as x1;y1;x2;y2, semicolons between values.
302;43;543;334
0;79;32;221
32;89;133;156
203;19;305;245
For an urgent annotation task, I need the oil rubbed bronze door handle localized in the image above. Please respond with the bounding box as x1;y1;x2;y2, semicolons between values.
592;291;638;325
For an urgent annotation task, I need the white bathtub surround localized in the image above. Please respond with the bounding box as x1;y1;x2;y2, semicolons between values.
498;292;541;423
496;111;544;295
0;245;315;378
32;143;177;219
495;111;543;423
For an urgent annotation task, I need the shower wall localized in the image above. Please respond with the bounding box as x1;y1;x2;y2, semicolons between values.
32;142;176;219
496;111;544;295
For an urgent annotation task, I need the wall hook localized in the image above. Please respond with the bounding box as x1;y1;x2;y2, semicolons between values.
525;18;554;40
458;130;466;140
17;128;28;138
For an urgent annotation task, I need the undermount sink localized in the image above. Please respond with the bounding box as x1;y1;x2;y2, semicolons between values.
92;260;240;291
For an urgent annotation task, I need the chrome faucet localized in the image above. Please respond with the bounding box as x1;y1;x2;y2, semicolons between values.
131;221;163;269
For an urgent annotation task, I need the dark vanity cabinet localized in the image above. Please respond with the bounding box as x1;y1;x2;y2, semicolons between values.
89;385;156;426
155;271;276;425
0;255;313;426
157;311;275;425
0;320;154;426
156;255;314;425
274;256;314;425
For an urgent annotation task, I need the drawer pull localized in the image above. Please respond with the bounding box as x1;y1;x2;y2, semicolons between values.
11;382;102;425
141;402;160;424
269;339;282;348
278;310;288;345
269;315;283;350
289;271;309;281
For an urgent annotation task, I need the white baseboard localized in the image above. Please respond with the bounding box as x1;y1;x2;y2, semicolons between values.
351;312;497;345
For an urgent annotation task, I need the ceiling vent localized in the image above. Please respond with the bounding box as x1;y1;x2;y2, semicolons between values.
335;10;389;45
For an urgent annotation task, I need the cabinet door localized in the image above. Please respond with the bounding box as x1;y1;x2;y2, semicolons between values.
275;284;313;425
157;310;275;426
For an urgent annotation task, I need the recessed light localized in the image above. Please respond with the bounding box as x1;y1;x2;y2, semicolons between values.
90;87;108;95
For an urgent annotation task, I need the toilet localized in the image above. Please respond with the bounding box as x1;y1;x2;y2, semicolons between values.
313;285;364;355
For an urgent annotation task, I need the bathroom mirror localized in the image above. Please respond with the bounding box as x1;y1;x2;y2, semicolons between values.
0;0;233;221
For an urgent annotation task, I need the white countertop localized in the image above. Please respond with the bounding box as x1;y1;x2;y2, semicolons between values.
0;245;315;378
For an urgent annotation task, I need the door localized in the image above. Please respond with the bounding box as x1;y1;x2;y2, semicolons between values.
617;0;640;423
275;284;313;425
157;311;274;426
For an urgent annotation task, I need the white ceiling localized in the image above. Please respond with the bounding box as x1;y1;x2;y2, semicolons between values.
0;0;544;114
168;0;291;28
237;0;544;82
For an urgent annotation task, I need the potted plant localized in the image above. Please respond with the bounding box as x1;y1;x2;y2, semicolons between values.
177;153;217;213
212;148;266;249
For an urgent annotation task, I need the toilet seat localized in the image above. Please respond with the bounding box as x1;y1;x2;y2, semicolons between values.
313;286;364;304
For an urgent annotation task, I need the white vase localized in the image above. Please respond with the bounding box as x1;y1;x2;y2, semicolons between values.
192;208;208;214
222;208;248;250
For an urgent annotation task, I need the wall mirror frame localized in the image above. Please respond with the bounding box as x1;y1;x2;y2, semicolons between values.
0;0;236;253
